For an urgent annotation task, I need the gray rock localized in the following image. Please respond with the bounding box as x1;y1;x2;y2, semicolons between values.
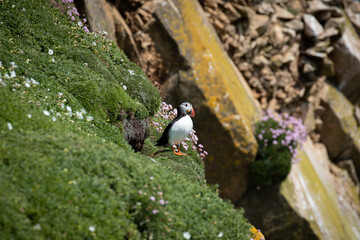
330;25;360;103
303;14;324;38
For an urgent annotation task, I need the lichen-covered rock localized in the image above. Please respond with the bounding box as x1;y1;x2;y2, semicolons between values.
317;83;360;178
281;138;360;240
150;0;262;202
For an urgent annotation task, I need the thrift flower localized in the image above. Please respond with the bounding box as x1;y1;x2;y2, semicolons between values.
152;209;159;215
150;196;156;202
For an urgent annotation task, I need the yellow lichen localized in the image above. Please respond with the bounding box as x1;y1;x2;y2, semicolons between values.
250;226;265;240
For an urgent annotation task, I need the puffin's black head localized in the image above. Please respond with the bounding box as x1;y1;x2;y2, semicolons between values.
178;102;195;117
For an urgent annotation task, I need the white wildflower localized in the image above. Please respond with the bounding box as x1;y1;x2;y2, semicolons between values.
25;82;30;88
183;232;191;239
89;226;95;232
128;70;135;76
10;71;16;78
27;114;32;118
51;58;55;63
75;111;83;119
10;62;17;68
86;116;93;122
33;223;41;230
30;78;39;85
43;110;50;116
218;232;223;237
122;85;127;90
48;49;54;55
80;108;86;114
0;61;2;68
66;106;72;112
52;116;56;122
77;21;83;27
7;122;13;130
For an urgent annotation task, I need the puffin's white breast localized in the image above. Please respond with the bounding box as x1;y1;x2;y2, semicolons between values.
168;115;193;145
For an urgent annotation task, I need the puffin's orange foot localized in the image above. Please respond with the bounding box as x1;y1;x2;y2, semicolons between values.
172;146;187;156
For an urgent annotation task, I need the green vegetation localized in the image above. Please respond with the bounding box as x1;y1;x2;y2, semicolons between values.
250;112;306;187
0;0;251;239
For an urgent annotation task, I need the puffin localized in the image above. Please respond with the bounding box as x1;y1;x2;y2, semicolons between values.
156;102;195;156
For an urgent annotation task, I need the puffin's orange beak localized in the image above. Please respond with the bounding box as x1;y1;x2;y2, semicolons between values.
189;108;195;117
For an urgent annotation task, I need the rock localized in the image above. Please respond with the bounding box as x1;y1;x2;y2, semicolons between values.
257;2;274;15
345;2;360;34
253;55;270;67
324;17;345;33
237;185;319;240
318;27;339;40
281;138;360;240
269;23;285;47
317;83;360;178
305;48;327;59
285;19;305;32
303;61;316;73
152;0;262;202
237;6;270;38
81;0;116;40
329;22;360;104
273;4;295;20
303;14;324;38
337;160;360;191
224;2;241;22
307;0;343;18
112;4;144;64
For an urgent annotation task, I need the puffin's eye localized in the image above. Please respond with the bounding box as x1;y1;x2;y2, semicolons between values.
185;104;188;107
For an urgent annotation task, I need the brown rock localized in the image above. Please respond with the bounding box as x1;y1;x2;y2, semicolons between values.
285;19;305;32
307;0;343;18
269;23;285;47
82;0;117;41
236;6;269;38
273;4;295;20
224;2;241;22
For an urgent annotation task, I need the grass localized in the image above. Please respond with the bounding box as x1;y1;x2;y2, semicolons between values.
0;0;252;239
